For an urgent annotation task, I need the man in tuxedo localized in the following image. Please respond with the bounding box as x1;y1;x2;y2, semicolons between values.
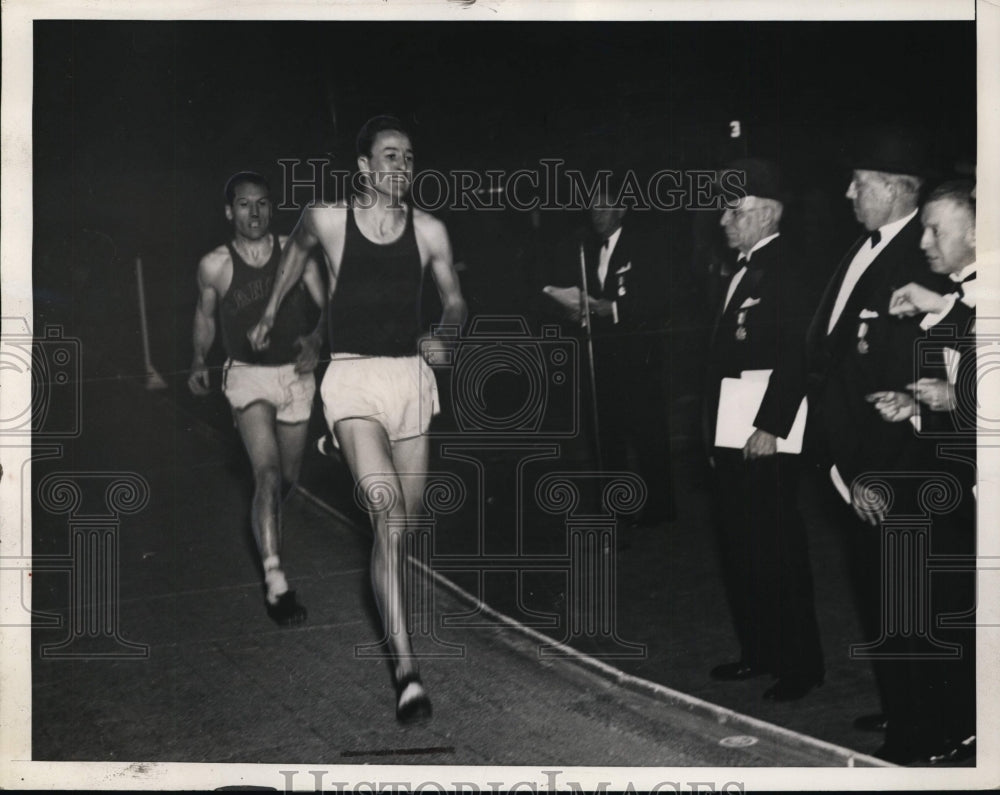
544;176;674;527
868;179;978;764
883;179;978;446
806;130;953;507
704;159;824;701
804;130;954;762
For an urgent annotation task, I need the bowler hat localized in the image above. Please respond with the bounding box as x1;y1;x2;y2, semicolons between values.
721;157;786;203
850;125;932;176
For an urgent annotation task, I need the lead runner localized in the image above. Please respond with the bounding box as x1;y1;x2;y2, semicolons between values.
248;116;467;722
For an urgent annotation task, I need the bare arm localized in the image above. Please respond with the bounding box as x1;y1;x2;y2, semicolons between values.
248;209;321;351
418;210;467;329
188;253;223;395
292;254;328;374
302;255;327;311
415;211;467;364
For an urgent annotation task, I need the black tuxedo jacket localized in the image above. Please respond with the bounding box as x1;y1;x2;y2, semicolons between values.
536;220;671;380
807;213;952;482
922;299;977;524
806;213;948;379
706;235;813;444
919;298;977;438
583;221;670;346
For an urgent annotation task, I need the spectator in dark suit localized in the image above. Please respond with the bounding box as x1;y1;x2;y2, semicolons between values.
880;179;978;445
806;129;952;506
804;128;954;762
866;179;978;764
543;176;675;528
704;159;824;701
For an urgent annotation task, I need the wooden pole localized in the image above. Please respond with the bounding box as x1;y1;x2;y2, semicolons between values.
578;242;602;471
135;256;167;390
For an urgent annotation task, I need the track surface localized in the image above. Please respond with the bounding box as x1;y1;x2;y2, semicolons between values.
28;372;887;770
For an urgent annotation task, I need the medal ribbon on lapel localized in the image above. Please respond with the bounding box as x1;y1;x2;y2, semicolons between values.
735;296;760;342
857;308;879;355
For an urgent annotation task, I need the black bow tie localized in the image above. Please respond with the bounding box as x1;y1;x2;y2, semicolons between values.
739;253;766;271
955;273;975;297
869;230;882;247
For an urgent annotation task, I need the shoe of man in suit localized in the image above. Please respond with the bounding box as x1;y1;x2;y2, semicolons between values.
929;735;976;765
876;734;976;766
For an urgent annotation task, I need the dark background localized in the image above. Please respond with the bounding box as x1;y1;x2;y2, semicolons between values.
32;20;976;382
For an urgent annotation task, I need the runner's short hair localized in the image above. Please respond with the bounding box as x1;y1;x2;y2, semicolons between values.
356;115;411;158
224;171;270;205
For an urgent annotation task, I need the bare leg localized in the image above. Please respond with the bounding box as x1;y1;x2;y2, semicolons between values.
234;402;283;566
390;433;429;524
388;433;431;719
234;403;306;624
276;419;310;500
334;418;431;721
389;434;431;636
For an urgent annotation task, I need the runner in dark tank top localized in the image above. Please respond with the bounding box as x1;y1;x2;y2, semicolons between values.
247;117;468;725
328;203;423;357
189;172;326;627
220;234;316;365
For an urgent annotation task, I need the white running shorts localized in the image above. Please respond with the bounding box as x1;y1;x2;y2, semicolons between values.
222;360;316;423
320;354;440;446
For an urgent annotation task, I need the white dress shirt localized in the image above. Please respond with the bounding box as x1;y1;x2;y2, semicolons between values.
826;209;918;333
597;225;623;290
827;212;917;503
722;233;780;312
920;261;977;330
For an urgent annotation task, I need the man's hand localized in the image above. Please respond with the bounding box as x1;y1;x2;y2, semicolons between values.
247;315;273;352
588;297;615;319
419;333;454;367
293;331;322;374
542;285;583;323
889;282;949;317
743;428;777;460
188;362;210;396
851;481;886;527
567;296;615;324
908;378;956;412
866;390;916;422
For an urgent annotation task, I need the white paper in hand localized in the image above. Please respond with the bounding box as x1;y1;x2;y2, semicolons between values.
714;369;807;453
542;285;583;313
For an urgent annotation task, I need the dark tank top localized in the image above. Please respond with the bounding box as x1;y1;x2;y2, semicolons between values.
328;204;424;357
219;234;314;364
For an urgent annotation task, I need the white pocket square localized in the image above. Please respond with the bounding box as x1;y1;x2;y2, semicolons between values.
859;309;880;319
739;297;761;309
615;262;632;275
